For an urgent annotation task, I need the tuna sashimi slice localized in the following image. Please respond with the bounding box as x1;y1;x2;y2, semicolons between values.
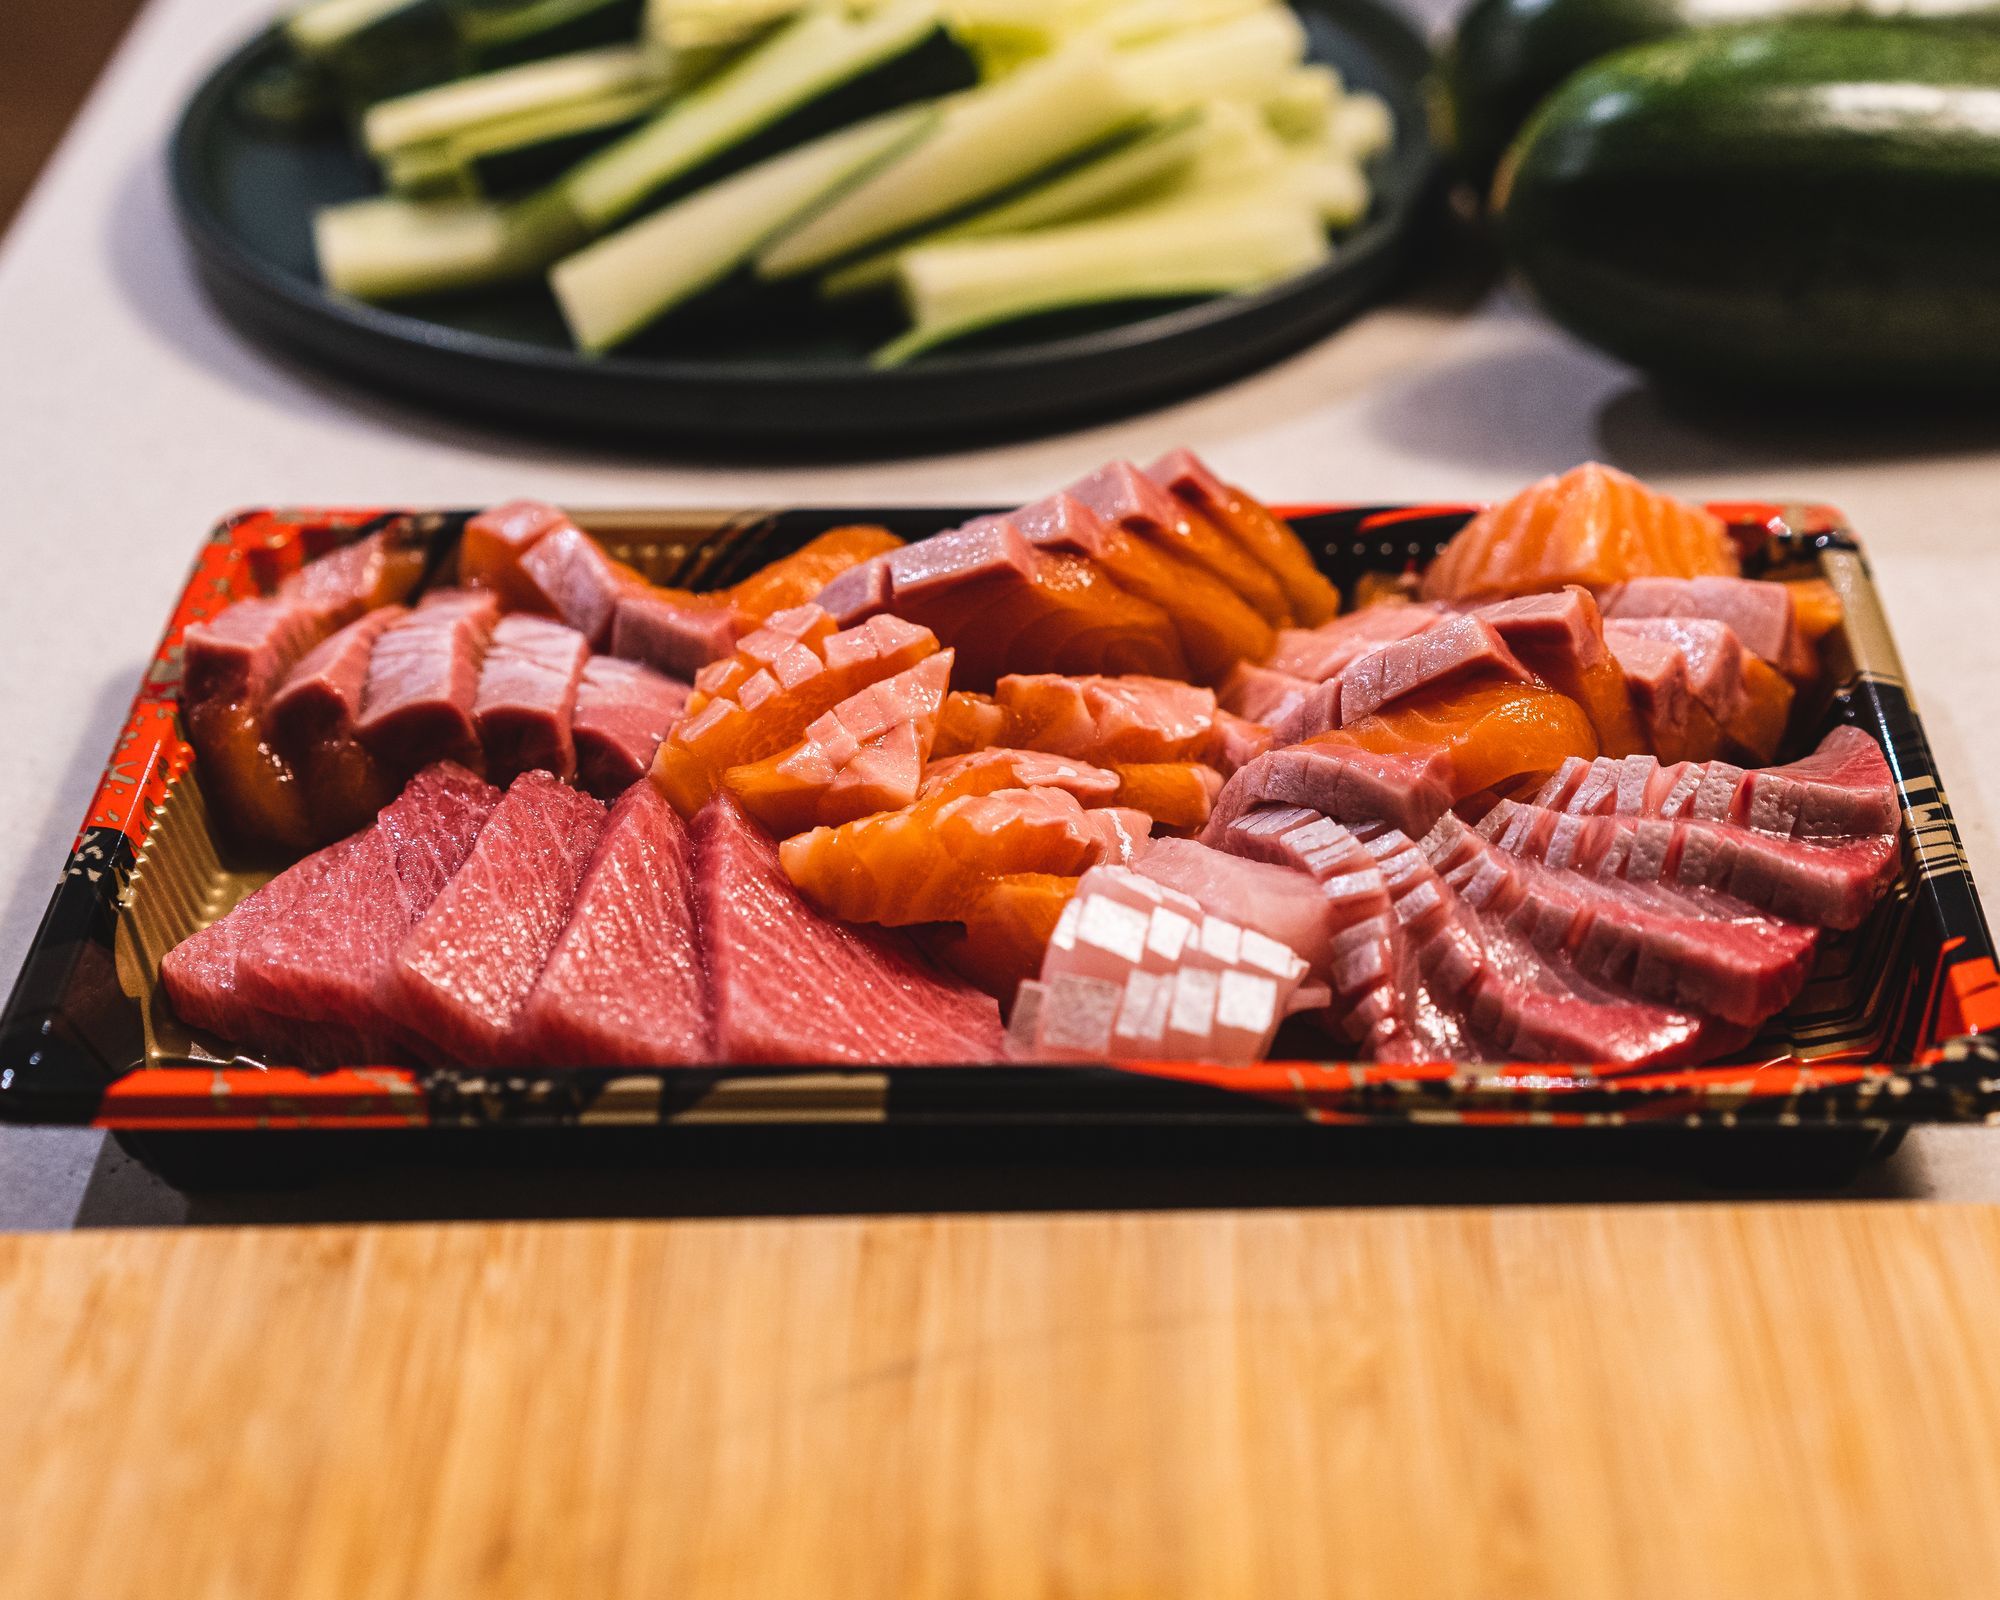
1135;837;1338;981
161;836;365;1064
517;783;708;1067
1336;615;1532;730
1206;741;1458;844
515;522;642;648
1263;605;1440;684
356;588;501;772
278;527;425;621
1218;662;1312;728
1606;616;1792;763
1470;586;1647;758
610;590;742;680
228;763;503;1059
571;656;689;799
472;613;590;784
694;794;1005;1064
184;596;335;711
268;606;407;752
460;499;570;611
1597;575;1818;680
1604;627;1728;764
392;771;607;1066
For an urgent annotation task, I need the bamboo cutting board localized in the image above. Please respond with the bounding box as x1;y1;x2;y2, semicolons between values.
5;1203;2000;1599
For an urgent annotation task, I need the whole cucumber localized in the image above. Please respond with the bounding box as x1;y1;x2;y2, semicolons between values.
1495;23;2000;390
1438;0;2000;189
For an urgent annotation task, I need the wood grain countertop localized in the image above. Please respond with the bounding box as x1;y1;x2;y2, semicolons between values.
5;1202;2000;1598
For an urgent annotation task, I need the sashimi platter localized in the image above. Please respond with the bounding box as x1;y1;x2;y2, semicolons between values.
3;454;1996;1139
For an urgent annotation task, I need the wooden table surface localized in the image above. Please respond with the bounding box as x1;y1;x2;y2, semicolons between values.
6;1202;2000;1599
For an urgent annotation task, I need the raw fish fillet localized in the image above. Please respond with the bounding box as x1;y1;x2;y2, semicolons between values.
781;785;1151;927
356;589;500;772
1605;616;1792;763
1135;837;1338;983
1107;762;1222;833
933;690;1008;756
267;605;405;842
1469;587;1647;758
517;782;709;1066
1597;575;1820;680
1263;603;1440;683
472;613;589;784
515;523;645;648
460;499;573;611
1146;448;1342;626
694;794;1005;1064
1422;462;1737;603
993;674;1224;765
920;748;1121;805
931;873;1079;1001
571;656;690;798
224;763;503;1061
392;771;607;1066
723;651;952;835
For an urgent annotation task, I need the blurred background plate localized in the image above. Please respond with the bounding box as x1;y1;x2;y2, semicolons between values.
168;0;1442;448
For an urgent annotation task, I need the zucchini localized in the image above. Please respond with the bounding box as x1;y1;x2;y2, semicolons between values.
1496;23;2000;388
1110;6;1308;110
1440;0;2000;189
381;82;671;196
756;44;1145;277
818;105;1205;297
875;181;1329;362
552;102;936;348
315;188;582;299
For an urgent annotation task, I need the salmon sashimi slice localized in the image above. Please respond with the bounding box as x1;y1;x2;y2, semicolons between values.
1146;448;1342;626
780;785;1151;927
992;674;1223;766
1012;492;1275;682
722;651;952;836
919;748;1121;804
652;607;938;817
609;525;905;680
932;690;1007;757
1421;463;1738;603
1470;587;1647;758
1309;679;1600;803
1108;763;1223;833
930;873;1080;1001
1785;577;1843;648
1068;460;1293;628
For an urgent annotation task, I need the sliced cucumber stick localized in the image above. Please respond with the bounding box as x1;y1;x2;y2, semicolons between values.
564;0;942;229
877;184;1330;363
552;103;937;350
757;44;1145;277
819;106;1205;298
316;189;584;300
1111;7;1307;110
363;45;661;156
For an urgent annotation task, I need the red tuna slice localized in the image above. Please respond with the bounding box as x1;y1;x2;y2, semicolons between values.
267;606;407;842
1145;447;1344;627
1211;710;1273;776
1264;604;1440;683
472;613;589;784
1214;804;1425;1060
1219;662;1312;728
610;590;743;679
1598;576;1818;679
516;783;708;1066
1603;627;1727;764
993;673;1221;765
1355;819;1734;1070
1478;797;1899;930
515;522;642;648
692;793;1006;1064
229;763;503;1058
1205;741;1457;844
161;835;371;1065
1336;615;1531;728
723;651;953;835
814;553;892;625
356;588;501;772
572;656;690;798
1606;616;1792;764
462;499;570;611
1135;837;1338;981
1423;812;1817;1028
391;771;607;1066
920;748;1121;804
279;527;425;622
1068;459;1293;628
183;595;331;710
1470;586;1648;758
1740;726;1898;840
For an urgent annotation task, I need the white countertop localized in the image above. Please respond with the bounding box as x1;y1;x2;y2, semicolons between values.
5;0;1998;1225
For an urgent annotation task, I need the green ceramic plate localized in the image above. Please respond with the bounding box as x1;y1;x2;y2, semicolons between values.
170;2;1441;447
